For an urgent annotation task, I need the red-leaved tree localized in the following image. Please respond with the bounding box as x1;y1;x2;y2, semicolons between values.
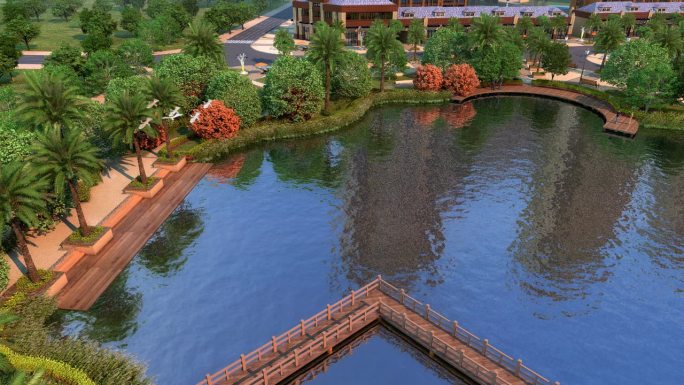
443;64;480;96
137;126;168;150
413;65;443;91
190;100;241;140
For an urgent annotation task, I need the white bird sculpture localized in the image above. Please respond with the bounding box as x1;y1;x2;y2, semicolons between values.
147;99;159;109
163;106;182;120
190;112;201;124
138;117;152;130
202;100;213;109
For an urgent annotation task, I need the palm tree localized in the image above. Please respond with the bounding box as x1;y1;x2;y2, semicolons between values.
33;128;103;237
105;91;156;185
0;163;48;283
550;15;567;39
183;19;224;64
17;71;83;132
469;13;506;50
407;18;426;62
146;76;184;158
308;21;345;110
365;20;404;92
653;26;683;58
595;19;626;68
621;13;636;37
527;26;550;70
586;14;603;38
516;16;533;37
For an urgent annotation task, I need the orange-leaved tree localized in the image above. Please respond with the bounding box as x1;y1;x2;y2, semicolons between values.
443;64;480;96
414;64;444;91
190;100;241;139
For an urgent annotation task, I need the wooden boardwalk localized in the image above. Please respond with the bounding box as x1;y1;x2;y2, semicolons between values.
57;163;212;311
452;85;638;138
198;278;558;385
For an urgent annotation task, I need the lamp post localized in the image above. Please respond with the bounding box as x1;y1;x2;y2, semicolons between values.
580;49;591;82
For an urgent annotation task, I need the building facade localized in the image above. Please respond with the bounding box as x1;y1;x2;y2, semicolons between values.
573;1;684;36
292;0;570;45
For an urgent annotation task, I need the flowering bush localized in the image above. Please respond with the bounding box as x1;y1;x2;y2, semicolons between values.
190;100;241;139
413;64;443;91
443;64;480;96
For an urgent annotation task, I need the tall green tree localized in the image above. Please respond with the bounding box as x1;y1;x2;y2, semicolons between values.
24;0;49;21
447;18;464;32
105;91;156;185
526;26;549;70
469;13;506;50
5;18;41;50
17;71;84;131
33;128;103;237
621;13;636;37
422;27;466;69
541;42;571;80
651;26;683;58
183;19;224;64
145;76;183;158
120;5;142;33
181;0;199;16
0;32;20;81
308;21;345;110
52;0;84;21
0;163;48;283
516;16;533;36
594;18;625;68
407;18;426;62
550;15;567;39
1;1;30;23
586;14;603;37
365;20;405;91
274;28;295;56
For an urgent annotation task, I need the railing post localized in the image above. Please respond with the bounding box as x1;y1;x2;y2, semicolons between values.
452;321;459;337
205;374;212;385
430;331;435;348
323;332;327;349
351;289;355;306
327;305;332;321
240;354;246;372
489;370;498;385
425;304;431;320
457;349;465;366
515;359;522;376
348;315;353;332
483;339;489;356
402;312;407;329
262;369;269;385
400;289;406;304
272;336;277;353
294;349;299;367
300;320;305;336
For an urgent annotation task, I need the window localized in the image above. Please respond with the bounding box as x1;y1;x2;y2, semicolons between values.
656;7;666;12
521;11;533;17
597;6;611;11
403;10;415;17
433;10;445;16
346;12;393;20
492;10;505;16
627;6;638;11
463;11;475;16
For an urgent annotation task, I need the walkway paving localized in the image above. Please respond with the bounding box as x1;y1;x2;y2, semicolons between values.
453;85;638;137
57;162;212;310
4;153;159;288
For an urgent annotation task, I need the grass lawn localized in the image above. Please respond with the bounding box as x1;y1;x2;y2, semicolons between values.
0;0;289;52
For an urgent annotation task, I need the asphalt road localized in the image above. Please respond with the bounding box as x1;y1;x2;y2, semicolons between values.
17;6;293;67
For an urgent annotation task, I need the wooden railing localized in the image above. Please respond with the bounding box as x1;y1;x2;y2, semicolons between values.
197;278;383;385
197;277;556;385
376;279;556;385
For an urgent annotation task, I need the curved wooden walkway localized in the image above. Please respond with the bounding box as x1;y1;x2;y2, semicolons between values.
198;277;558;385
452;85;638;138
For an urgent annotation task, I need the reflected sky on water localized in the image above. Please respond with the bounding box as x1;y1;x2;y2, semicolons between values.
59;97;684;385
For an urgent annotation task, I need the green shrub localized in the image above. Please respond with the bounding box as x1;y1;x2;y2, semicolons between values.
66;226;106;244
43;43;85;74
186;89;451;161
262;56;324;121
83;50;134;95
15;270;53;293
0;345;97;385
331;51;372;99
116;39;154;69
206;70;262;128
156;53;220;109
0;250;9;292
105;76;148;103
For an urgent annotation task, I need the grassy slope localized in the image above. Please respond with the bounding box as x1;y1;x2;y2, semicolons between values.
0;0;288;51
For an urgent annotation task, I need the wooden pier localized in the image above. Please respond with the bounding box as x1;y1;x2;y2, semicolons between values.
57;162;212;311
198;277;557;385
452;85;638;138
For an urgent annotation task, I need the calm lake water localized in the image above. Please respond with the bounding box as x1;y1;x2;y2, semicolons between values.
59;97;684;385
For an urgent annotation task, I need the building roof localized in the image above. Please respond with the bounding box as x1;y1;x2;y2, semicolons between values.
397;5;567;19
577;1;684;14
327;0;395;6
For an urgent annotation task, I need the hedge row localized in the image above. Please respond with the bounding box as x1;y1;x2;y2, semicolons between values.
185;89;452;162
531;79;684;131
0;344;97;385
